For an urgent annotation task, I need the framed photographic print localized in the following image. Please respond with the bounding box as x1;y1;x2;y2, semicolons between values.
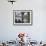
13;10;33;25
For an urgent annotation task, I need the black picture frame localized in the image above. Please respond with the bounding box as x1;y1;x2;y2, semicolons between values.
13;10;33;26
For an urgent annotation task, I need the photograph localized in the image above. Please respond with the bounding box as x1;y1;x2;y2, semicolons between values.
13;10;32;25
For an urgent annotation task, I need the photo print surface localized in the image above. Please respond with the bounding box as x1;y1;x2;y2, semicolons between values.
13;10;32;25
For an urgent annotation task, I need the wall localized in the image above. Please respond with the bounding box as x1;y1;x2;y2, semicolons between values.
0;0;46;42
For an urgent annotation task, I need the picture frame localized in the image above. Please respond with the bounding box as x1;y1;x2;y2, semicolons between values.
13;10;33;25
